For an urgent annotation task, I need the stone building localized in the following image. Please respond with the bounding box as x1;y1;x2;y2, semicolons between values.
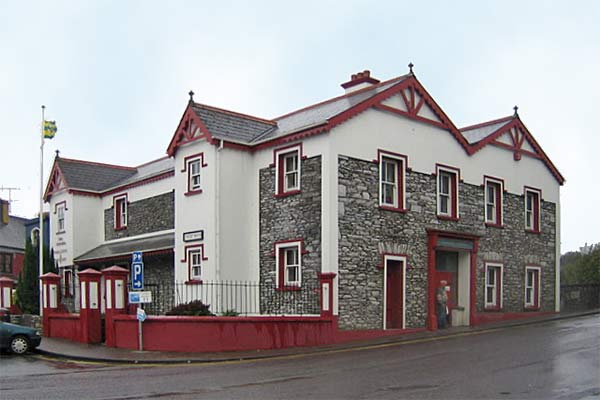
45;67;563;330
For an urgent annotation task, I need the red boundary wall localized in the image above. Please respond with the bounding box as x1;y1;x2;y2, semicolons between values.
45;313;82;342
111;315;337;352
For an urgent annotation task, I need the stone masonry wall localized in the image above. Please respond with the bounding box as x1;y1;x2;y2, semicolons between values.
259;156;321;315
104;191;174;240
338;155;557;330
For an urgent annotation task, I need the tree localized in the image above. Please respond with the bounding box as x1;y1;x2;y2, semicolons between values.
561;248;600;284
15;239;57;315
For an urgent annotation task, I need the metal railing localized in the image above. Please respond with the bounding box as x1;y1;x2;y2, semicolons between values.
169;280;320;316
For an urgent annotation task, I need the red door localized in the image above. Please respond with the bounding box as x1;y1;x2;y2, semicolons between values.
386;261;404;329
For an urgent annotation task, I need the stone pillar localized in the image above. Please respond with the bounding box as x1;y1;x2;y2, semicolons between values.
78;268;102;344
318;272;336;318
0;276;15;311
39;272;61;336
101;265;129;347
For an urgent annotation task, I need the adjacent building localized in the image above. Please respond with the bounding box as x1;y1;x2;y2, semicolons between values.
44;68;564;330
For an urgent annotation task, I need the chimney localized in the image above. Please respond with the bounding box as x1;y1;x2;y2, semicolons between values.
341;70;380;94
1;199;8;225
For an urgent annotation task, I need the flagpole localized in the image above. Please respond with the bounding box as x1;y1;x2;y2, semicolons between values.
39;105;45;317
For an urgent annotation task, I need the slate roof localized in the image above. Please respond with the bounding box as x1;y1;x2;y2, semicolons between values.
460;116;513;144
189;74;410;145
0;216;27;252
57;158;136;192
74;232;174;263
191;104;276;143
56;156;174;193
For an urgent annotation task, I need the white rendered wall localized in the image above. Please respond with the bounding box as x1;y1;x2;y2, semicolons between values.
173;141;216;282
71;195;103;260
49;190;73;269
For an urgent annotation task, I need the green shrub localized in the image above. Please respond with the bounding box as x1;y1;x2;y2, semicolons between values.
221;309;240;317
166;300;214;316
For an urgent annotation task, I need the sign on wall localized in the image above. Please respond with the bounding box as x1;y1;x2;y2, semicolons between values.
183;230;204;242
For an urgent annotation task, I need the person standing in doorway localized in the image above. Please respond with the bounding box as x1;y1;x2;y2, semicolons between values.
436;280;449;328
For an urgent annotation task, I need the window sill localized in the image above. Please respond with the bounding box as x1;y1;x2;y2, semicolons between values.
56;230;66;235
525;229;541;235
524;306;540;311
437;214;459;222
185;189;203;196
485;222;504;228
115;226;127;231
185;279;203;285
276;286;301;292
274;189;301;198
379;205;407;213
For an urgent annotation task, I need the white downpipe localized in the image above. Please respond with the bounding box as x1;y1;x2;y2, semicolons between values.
215;140;223;282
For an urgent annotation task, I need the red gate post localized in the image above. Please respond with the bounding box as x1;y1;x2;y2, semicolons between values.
39;272;61;336
318;272;336;318
101;266;129;347
0;276;16;312
78;268;102;344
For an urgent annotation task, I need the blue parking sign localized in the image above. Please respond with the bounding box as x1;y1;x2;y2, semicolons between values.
131;251;144;290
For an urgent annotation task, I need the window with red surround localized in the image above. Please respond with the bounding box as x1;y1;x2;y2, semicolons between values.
484;176;504;227
436;164;459;220
524;266;541;310
56;202;66;232
275;240;305;290
274;144;302;197
484;263;503;310
181;244;208;283
113;194;128;230
181;152;208;196
378;150;407;212
524;187;541;233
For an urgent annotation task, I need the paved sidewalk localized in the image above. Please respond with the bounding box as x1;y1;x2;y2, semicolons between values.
36;310;599;364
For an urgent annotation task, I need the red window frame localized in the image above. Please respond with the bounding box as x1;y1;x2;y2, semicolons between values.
484;263;503;310
181;152;208;196
180;244;208;284
274;144;303;197
274;239;307;290
524;187;541;233
55;201;67;233
377;150;407;212
484;176;504;227
436;164;459;220
113;194;128;230
524;266;541;310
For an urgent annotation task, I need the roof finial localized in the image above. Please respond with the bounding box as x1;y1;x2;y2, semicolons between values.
513;105;519;117
188;90;195;103
408;62;414;74
55;150;60;158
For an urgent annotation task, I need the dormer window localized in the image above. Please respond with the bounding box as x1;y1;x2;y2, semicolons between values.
114;195;128;230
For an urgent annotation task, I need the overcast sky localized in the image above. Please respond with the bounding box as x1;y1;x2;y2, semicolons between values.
1;1;598;253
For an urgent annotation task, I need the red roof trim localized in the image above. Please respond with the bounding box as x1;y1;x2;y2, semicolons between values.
460;115;513;132
467;118;564;185
166;104;214;157
274;74;410;121
43;161;66;201
76;248;173;265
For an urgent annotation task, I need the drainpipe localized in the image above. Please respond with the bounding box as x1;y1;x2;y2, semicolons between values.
215;139;223;282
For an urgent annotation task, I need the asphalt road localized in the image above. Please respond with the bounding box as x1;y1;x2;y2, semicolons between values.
0;315;598;400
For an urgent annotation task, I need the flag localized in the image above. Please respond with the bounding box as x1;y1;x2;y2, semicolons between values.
43;120;57;139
